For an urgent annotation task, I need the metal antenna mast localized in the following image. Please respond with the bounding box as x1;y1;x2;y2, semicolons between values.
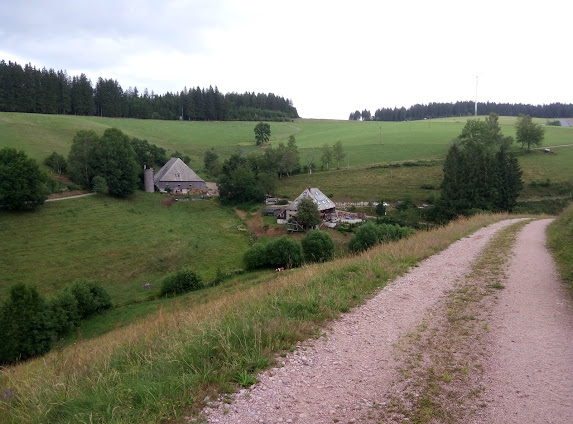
474;75;478;117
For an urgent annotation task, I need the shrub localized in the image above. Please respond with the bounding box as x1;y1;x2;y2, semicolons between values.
302;230;335;263
160;267;203;296
49;290;80;337
243;243;268;271
348;222;379;252
265;236;303;268
349;221;415;252
0;284;54;365
69;280;112;319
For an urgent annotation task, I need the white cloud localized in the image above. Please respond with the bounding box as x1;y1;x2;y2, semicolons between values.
1;0;571;119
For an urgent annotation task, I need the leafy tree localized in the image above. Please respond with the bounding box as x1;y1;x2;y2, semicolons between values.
254;122;271;146
265;236;303;268
321;143;333;170
243;243;267;270
284;135;300;175
301;230;335;263
68;129;99;188
0;147;48;211
204;148;221;177
44;151;68;174
333;140;346;169
375;201;387;220
515;114;544;152
69;280;112;319
92;175;109;195
348;221;379;252
49;290;80;337
296;197;321;230
90;128;139;196
218;154;266;204
0;284;54;365
130;137;167;187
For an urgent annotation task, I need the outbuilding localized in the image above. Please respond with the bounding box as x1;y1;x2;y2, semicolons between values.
277;187;336;224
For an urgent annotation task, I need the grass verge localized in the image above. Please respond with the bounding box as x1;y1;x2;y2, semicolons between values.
547;203;573;291
377;219;530;423
0;213;515;423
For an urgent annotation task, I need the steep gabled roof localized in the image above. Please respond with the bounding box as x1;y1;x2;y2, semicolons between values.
286;187;335;212
153;158;204;184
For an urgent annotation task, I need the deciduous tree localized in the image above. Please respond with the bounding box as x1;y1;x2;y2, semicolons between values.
515;114;544;152
296;197;321;230
0;148;48;211
254;122;271;146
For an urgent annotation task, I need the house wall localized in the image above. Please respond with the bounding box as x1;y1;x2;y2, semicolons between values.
156;180;207;192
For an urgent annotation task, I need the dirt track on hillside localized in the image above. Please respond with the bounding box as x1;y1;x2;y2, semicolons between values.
201;219;573;423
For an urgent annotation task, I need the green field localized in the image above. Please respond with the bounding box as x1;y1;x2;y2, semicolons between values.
2;113;572;183
0;193;249;304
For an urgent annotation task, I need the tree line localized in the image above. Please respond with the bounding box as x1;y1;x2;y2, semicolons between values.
0;60;299;121
350;101;573;121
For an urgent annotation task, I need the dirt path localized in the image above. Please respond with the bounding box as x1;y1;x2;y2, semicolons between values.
474;219;573;423
201;219;573;423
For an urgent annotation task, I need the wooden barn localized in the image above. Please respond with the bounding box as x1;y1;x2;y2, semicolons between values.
277;187;336;225
153;158;206;193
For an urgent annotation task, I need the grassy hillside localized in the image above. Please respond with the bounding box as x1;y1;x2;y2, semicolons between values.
0;193;250;304
2;112;572;178
0;213;514;424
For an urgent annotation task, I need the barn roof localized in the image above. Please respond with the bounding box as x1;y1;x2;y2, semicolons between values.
153;158;204;184
285;187;335;212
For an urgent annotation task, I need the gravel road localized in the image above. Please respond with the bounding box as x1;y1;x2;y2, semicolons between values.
202;219;573;423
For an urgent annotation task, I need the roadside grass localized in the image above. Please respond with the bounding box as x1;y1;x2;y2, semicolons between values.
378;219;530;423
0;192;249;304
0;213;512;424
547;204;573;291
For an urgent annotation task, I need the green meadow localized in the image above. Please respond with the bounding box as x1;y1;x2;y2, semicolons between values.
0;193;249;304
2;112;572;184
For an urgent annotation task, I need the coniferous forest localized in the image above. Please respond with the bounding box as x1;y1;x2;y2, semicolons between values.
0;60;299;121
350;101;573;121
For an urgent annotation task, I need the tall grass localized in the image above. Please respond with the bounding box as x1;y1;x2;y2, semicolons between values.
547;203;573;290
0;213;512;423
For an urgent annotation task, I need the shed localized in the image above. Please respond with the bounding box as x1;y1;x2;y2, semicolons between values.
277;187;336;224
153;158;207;193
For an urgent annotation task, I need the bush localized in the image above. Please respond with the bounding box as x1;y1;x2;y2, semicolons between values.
49;290;80;337
243;243;268;270
349;221;415;252
160;267;203;296
69;280;112;319
0;284;54;365
302;230;335;263
265;236;303;268
348;222;379;252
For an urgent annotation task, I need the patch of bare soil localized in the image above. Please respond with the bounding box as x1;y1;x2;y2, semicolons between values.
234;208;284;237
200;220;526;423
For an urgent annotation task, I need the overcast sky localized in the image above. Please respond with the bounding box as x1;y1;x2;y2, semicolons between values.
1;0;570;119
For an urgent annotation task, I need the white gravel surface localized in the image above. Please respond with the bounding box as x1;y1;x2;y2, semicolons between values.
202;218;573;423
473;219;573;423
